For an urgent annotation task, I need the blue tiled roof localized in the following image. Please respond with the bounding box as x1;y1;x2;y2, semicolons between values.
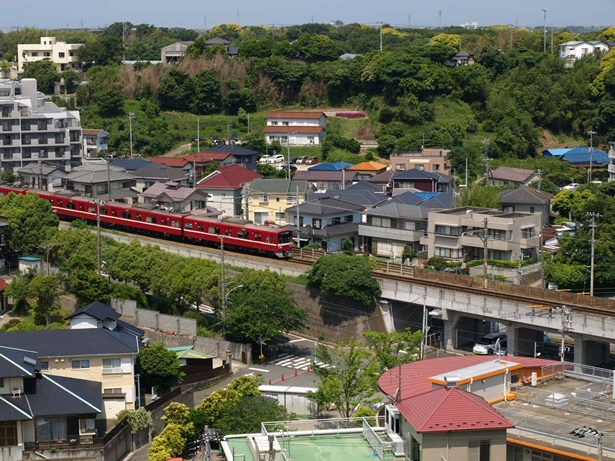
308;161;354;171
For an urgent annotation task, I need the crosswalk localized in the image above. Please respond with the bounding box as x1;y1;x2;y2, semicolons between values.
269;353;330;370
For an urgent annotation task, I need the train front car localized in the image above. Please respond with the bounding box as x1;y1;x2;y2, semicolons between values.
274;229;294;258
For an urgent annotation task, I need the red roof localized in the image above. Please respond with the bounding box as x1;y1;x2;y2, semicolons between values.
266;111;325;119
198;164;262;189
398;387;514;433
0;278;8;291
149;157;191;168
184;152;230;162
263;126;324;134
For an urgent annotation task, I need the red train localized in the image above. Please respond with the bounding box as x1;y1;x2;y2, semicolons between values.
0;186;294;258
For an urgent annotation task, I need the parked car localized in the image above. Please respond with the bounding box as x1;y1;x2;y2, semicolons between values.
267;154;285;164
304;156;319;165
473;332;507;355
258;155;271;164
296;156;308;164
275;164;297;172
191;137;205;144
289;157;299;164
562;183;580;191
211;136;225;145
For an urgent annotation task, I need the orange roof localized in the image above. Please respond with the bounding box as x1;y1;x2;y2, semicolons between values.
184;152;230;162
149;157;191;167
347;161;388;171
82;129;105;136
263;126;324;134
0;278;8;291
266;111;325;119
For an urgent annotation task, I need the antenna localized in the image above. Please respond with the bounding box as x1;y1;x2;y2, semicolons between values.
439;9;442;28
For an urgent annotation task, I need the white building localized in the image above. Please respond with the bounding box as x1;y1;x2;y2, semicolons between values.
264;111;326;146
0;78;83;173
17;36;83;73
559;41;610;67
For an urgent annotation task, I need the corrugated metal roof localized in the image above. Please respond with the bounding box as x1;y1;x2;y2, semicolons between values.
198;164;262;189
263;126;324;134
266;111;325;119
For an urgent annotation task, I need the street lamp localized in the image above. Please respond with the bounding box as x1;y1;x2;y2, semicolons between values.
542;8;548;53
89;199;104;275
587;130;597;183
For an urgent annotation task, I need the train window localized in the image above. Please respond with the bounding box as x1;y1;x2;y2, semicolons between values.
146;216;157;224
78;204;84;211
254;233;261;241
197;224;204;231
185;222;193;230
66;202;75;210
172;220;180;228
135;213;142;220
121;211;131;219
266;236;271;243
208;226;220;234
57;201;63;207
225;228;233;236
101;208;108;215
111;210;117;217
88;206;96;213
160;219;166;225
237;230;248;239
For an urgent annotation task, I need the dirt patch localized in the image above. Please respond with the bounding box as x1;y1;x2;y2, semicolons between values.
356;126;376;141
540;130;576;151
163;143;193;157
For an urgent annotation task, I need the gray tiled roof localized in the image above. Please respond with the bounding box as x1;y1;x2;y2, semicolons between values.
499;186;553;205
67;301;121;322
132;162;187;181
248;179;312;194
288;197;364;216
310;222;358;238
65;164;134;184
0;345;38;379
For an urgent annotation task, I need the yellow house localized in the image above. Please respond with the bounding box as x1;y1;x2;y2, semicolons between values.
243;179;313;225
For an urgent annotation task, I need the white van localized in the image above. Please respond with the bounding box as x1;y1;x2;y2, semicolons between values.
473;332;507;355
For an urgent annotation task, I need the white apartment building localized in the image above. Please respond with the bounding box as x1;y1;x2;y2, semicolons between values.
264;111;326;146
559;41;610;67
17;36;83;73
0;78;83;174
420;207;541;263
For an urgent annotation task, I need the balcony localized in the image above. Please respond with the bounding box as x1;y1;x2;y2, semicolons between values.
102;367;124;375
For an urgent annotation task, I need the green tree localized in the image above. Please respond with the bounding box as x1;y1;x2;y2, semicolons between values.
161;402;193;436
307;340;378;418
194;375;261;427
401;245;417;265
77;34;122;66
92;89;125;117
191;69;222;115
216;396;288;435
158;68;193;111
364;329;423;374
136;343;185;394
306;254;380;306
342;237;354;255
222;270;307;343
68;270;111;305
0;192;59;254
430;33;461;52
148;423;185;461
21;60;60;94
28;275;62;325
117;407;153;434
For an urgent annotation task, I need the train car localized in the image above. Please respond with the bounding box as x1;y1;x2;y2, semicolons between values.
183;215;293;258
101;202;185;238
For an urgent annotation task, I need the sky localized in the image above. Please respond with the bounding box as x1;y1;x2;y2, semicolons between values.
1;0;613;31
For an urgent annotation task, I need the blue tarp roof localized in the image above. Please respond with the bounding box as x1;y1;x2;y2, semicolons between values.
560;147;608;164
543;148;573;158
308;161;354;171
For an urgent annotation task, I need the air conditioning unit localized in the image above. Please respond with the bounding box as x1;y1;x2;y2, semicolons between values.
12;387;22;397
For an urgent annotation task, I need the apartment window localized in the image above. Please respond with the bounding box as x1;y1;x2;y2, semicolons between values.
37;119;48;130
79;418;96;435
2;121;10;131
469;440;491;461
435;225;465;236
395;164;406;171
69;51;74;57
102;358;122;374
275;212;285;221
104;388;123;395
435;247;463;258
434;164;440;170
43;52;50;57
371;216;394;228
22;120;30;131
55;133;65;143
522;227;535;239
70;130;80;142
487;229;508;240
414;164;425;170
39;361;49;370
31;52;39;57
58;52;65;58
38;134;46;144
71;359;90;369
259;194;268;203
312;218;322;229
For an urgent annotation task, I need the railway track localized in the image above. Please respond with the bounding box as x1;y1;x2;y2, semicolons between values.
82;227;615;319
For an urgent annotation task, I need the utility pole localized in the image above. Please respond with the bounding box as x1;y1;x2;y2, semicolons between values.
481;139;491;184
219;235;226;321
587;130;597;183
587;212;601;297
542;8;548;53
483;218;489;284
379;22;383;52
557;305;572;362
197;117;200;152
129;112;135;157
296;185;300;251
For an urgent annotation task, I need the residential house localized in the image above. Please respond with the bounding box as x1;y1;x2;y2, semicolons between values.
17;37;83;73
450;50;475;66
346;161;388;180
499;186;553;226
0;345;102;452
203;145;259;172
139;182;213;214
312;180;388;207
559;40;609;67
488;166;541;187
391;170;452;194
149;156;195;179
609;141;615;182
197;164;262;217
264;111;326;146
0;78;83;173
15;162;66;191
61;163;137;202
292;170;357;192
243;179;313;225
420;207;541;263
390;148;451;174
204;37;239;57
160;41;194;63
559;146;609;170
286;197;364;251
66;301;144;340
367;169;394;193
359;191;454;259
0;328;139;430
110;157;153;173
130;162;189;192
82;129;109;158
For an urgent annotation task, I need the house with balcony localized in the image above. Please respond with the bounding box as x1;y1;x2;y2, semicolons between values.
420;207;541;263
293;169;357;192
15;161;66;191
559;40;609;67
197;164;262;217
242;179;313;225
60;163;137;202
0;328;139;432
346;161;388;180
390;148;451;174
390;170;452;195
499;186;553;227
161;41;194;63
0;78;83;173
359;191;453;259
17;37;83;73
264;111;326;146
82;129;108;158
0;345;103;455
139;181;215;214
285;196;364;251
202;144;258;172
